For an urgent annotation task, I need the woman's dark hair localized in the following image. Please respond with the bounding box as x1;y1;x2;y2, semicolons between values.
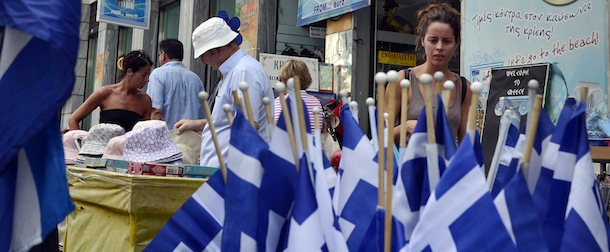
415;3;461;58
117;50;153;78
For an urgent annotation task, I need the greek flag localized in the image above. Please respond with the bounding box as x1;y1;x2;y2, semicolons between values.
145;171;225;251
222;109;268;251
525;106;555;196
393;97;455;245
408;137;516;251
333;104;379;251
559;101;610;251
538;98;579;251
0;1;80;251
490;110;521;197
258;99;299;251
494;169;547;251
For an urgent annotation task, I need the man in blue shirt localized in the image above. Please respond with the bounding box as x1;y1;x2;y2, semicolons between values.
147;39;205;128
174;17;274;167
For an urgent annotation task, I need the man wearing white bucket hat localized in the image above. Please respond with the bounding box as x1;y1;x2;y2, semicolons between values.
174;16;274;167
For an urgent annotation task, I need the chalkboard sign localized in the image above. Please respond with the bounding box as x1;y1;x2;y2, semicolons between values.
481;63;551;172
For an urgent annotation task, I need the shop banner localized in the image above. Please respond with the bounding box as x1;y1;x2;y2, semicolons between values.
237;0;259;58
378;50;416;67
297;0;370;27
462;0;608;122
97;0;151;29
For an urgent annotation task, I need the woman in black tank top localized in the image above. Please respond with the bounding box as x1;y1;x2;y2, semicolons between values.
68;50;153;132
384;3;472;144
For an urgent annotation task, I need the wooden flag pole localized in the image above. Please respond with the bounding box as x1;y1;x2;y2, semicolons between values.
199;91;227;183
374;72;387;207
399;79;410;148
232;90;244;114
580;86;589;105
239;82;256;127
292;77;309;154
276;82;299;171
263;96;274;126
223;104;234;126
443;80;455;114
467;82;483;132
385;70;399;252
521;95;543;180
420;74;436;144
526;79;539;129
433;71;445;98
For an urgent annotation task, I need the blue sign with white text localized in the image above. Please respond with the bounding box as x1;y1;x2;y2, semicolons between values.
97;0;150;29
297;0;370;27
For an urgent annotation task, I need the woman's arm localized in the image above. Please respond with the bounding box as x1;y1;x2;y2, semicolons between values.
457;78;472;143
68;87;110;130
141;93;152;120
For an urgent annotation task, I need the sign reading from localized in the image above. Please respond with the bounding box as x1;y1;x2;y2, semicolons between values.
297;0;370;26
259;53;320;92
97;0;151;29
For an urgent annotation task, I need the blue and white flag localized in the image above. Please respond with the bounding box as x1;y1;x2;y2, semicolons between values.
490;111;521;198
308;115;346;251
494;169;547;251
145;171;225;251
333;104;379;251
560;101;610;251
392;97;455;245
0;1;80;251
524;107;555;196
222;109;269;251
258;99;299;251
408;137;517;251
537;98;578;251
286;152;348;251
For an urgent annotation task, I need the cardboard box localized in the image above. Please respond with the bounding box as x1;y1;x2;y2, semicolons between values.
183;165;219;178
84;157;107;168
127;161;144;175
64;166;206;251
142;163;183;177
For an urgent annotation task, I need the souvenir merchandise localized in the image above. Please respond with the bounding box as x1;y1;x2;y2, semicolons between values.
123;124;183;163
79;123;126;156
62;130;88;165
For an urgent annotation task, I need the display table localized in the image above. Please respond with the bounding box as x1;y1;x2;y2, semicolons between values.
592;146;610;174
64;166;206;252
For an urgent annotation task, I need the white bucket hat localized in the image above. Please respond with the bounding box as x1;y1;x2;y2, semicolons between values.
192;17;238;59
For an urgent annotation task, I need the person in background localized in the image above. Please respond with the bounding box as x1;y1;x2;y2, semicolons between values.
68;50;153;132
174;17;274;167
385;2;471;144
273;59;323;131
379;0;412;34
146;39;205;128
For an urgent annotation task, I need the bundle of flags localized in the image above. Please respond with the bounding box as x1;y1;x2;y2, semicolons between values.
147;91;610;251
1;1;80;251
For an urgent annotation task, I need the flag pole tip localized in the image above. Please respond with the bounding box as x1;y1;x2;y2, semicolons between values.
387;70;399;82
223;104;232;113
470;81;483;94
366;97;376;106
444;80;455;90
434;71;445;82
274;82;286;93
199;91;209;101
420;74;433;85
374;72;388;84
400;79;411;89
528;79;539;89
262;96;271;105
239;81;249;91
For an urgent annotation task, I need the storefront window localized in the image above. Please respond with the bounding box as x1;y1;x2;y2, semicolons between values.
117;26;133;82
159;1;180;41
